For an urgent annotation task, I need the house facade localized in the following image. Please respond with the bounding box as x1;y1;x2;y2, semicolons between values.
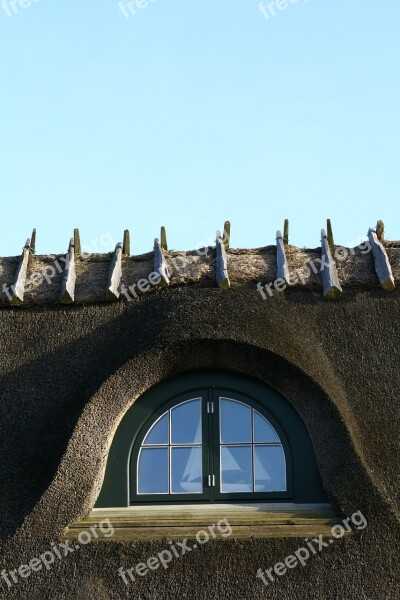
0;224;399;599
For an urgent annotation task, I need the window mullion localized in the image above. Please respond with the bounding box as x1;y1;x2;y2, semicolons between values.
210;388;219;496
208;388;215;497
168;410;171;494
251;408;255;493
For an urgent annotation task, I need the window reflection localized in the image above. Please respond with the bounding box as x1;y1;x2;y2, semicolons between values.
171;447;202;493
219;397;286;493
221;446;252;492
220;399;251;443
171;400;201;444
136;396;286;497
138;448;168;494
143;412;169;445
137;398;202;495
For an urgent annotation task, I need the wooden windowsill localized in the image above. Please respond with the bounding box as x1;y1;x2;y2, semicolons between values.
64;503;350;541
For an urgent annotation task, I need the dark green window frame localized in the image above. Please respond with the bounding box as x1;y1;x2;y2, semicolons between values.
95;371;327;507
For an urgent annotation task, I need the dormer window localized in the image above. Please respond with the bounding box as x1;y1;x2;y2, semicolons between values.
94;371;326;508
65;371;334;542
133;396;289;501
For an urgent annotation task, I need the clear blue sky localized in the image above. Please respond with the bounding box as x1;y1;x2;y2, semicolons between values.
0;0;399;256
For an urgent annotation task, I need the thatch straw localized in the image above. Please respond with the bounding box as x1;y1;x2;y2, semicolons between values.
1;243;399;306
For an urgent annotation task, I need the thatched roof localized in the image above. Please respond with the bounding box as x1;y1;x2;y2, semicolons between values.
0;283;399;599
0;241;399;306
0;222;399;599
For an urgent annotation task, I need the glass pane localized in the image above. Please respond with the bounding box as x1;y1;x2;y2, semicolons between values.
221;446;252;492
253;411;279;443
171;447;202;493
254;446;286;492
171;399;201;445
220;398;251;443
138;448;168;494
143;412;169;445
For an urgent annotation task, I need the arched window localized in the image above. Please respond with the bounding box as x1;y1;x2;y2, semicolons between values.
133;395;289;501
137;399;203;496
96;371;327;507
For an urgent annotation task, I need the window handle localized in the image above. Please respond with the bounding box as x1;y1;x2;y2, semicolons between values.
208;474;215;487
